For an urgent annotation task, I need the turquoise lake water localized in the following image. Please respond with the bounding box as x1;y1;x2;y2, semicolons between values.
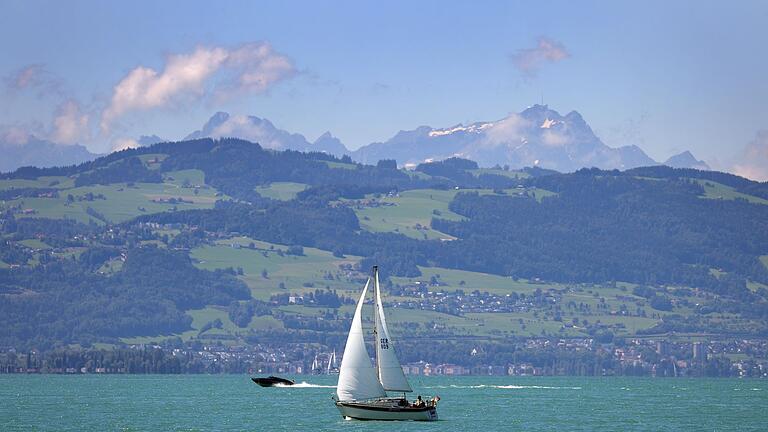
1;375;766;431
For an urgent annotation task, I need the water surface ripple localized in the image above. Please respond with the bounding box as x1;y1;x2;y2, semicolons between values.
1;375;765;431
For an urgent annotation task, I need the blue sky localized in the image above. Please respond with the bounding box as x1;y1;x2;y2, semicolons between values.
1;0;767;176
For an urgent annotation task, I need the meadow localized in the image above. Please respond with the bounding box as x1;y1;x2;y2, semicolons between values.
1;169;219;224
351;187;556;240
190;237;363;300
694;179;768;205
254;182;309;201
180;241;673;342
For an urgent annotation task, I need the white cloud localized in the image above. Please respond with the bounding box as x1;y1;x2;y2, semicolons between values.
4;66;90;147
5;64;64;98
0;126;32;146
542;129;569;147
225;43;296;94
733;130;768;181
111;137;141;152
511;37;570;76
101;47;228;131
483;113;531;148
209;115;283;149
101;42;295;131
12;64;42;89
51;100;90;145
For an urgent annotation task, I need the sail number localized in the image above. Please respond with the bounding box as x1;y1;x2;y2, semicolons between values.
380;338;389;349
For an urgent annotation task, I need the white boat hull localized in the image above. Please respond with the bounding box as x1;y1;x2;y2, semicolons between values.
335;400;438;421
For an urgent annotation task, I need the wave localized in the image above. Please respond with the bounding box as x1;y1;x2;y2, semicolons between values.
495;385;582;390
423;384;581;390
275;381;337;388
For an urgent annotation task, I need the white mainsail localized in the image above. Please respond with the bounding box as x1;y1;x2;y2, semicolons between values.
336;278;387;401
374;269;413;393
327;350;336;374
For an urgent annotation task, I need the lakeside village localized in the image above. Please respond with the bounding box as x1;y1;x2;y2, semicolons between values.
2;338;767;377
2;221;767;378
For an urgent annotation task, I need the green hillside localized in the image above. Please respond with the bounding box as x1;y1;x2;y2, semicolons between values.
1;168;219;224
2;138;768;352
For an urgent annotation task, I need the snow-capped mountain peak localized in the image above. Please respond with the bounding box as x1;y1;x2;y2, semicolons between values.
428;122;494;137
352;105;660;171
540;118;557;129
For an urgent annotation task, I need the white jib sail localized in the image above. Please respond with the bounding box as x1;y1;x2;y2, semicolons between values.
336;278;387;401
374;270;413;393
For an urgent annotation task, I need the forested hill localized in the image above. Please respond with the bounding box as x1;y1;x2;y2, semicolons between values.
1;138;768;349
1;138;522;198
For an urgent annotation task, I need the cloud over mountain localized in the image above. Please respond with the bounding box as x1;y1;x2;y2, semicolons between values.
0;136;98;173
482;113;529;147
734;130;768;181
511;37;570;75
101;43;295;131
182;106;711;174
111;137;141;152
184;112;351;156
352;105;658;172
52;100;90;145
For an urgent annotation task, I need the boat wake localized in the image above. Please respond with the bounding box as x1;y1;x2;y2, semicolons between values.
423;384;581;390
495;385;582;390
275;381;337;388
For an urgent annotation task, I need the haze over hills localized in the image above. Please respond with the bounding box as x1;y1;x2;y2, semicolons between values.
664;150;711;170
2;106;715;174
0;137;99;173
179;105;708;172
137;135;165;147
182;111;348;156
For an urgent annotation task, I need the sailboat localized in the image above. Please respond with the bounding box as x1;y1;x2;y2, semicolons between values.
334;266;439;421
311;354;321;374
326;350;339;375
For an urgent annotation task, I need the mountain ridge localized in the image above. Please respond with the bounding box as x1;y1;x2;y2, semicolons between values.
0;136;99;173
179;105;709;173
1;106;714;174
664;150;710;170
351;105;663;172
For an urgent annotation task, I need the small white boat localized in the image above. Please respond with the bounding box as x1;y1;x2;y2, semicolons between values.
334;266;438;421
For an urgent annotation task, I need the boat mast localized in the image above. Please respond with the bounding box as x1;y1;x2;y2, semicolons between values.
372;266;380;377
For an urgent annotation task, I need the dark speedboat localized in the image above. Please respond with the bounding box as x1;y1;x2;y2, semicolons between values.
251;376;295;387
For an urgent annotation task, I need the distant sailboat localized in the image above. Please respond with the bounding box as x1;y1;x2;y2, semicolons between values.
334;266;438;421
311;354;320;374
326;350;338;375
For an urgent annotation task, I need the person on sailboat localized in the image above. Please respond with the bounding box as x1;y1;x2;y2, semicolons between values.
413;395;424;407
